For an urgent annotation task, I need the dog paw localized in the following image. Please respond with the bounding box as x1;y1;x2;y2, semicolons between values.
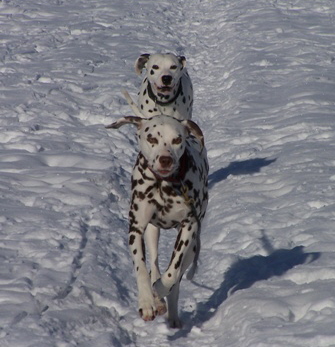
154;295;167;316
138;298;157;321
168;317;183;329
139;307;156;321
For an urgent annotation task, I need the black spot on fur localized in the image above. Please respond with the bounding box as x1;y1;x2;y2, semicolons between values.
162;185;176;197
193;189;199;201
129;234;136;245
129;226;142;235
174;231;182;250
175;253;183;269
185;179;193;191
145;185;154;195
177;240;184;252
168;251;176;267
138;192;145;200
129;210;135;222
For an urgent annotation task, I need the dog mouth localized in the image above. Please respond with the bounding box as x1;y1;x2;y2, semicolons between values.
155;84;174;94
154;165;178;178
157;169;173;176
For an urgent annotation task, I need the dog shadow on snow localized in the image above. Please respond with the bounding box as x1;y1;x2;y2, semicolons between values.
168;157;321;340
169;233;321;341
207;157;277;189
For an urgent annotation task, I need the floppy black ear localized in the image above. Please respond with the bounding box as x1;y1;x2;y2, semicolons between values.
181;119;204;148
135;54;150;75
178;55;186;68
105;116;143;129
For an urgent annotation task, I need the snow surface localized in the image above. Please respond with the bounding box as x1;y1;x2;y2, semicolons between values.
1;0;335;346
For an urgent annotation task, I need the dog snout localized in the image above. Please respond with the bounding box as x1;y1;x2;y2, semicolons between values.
159;156;173;168
162;75;173;86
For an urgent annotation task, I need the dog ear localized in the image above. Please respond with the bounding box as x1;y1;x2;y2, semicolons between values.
105;116;143;129
135;54;150;75
178;55;186;68
181;120;204;148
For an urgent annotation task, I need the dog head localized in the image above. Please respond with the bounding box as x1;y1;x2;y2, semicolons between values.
135;53;186;101
106;115;203;179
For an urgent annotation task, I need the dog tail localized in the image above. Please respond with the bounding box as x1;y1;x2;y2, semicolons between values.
121;89;143;117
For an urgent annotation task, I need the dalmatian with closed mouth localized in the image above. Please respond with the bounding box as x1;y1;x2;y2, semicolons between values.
106;115;208;328
134;53;193;120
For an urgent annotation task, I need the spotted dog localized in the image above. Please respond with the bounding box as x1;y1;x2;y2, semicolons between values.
106;115;208;328
135;53;193;120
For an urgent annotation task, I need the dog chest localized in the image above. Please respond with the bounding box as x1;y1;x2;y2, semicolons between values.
131;177;191;229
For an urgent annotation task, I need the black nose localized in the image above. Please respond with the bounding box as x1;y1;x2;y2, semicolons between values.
162;75;173;86
159;156;173;168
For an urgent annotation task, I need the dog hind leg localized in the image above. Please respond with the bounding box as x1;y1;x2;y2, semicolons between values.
167;281;182;328
153;219;197;298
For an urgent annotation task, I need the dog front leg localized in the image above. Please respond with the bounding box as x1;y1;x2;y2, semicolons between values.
144;223;161;285
144;223;167;316
129;224;157;321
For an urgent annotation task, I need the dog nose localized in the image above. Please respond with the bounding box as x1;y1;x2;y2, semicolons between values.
159;156;173;168
162;75;173;86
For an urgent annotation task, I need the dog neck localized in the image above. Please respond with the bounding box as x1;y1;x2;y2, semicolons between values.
147;80;183;106
140;150;189;183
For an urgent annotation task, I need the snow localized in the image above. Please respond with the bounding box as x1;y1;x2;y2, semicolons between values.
1;0;335;345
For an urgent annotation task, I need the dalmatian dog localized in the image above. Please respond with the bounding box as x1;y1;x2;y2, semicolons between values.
106;115;208;328
134;53;193;120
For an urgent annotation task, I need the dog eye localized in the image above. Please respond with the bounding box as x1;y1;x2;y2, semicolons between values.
147;136;158;144
172;137;182;145
152;65;159;70
170;65;178;70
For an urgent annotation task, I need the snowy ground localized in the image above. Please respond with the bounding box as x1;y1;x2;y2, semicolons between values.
1;0;335;346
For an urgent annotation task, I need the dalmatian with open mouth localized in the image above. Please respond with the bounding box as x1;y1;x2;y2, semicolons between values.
106;115;208;328
133;53;193;120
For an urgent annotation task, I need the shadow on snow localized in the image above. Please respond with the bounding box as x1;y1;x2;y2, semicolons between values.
208;157;277;189
168;233;321;341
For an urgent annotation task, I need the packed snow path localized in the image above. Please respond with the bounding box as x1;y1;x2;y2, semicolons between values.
1;0;335;346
